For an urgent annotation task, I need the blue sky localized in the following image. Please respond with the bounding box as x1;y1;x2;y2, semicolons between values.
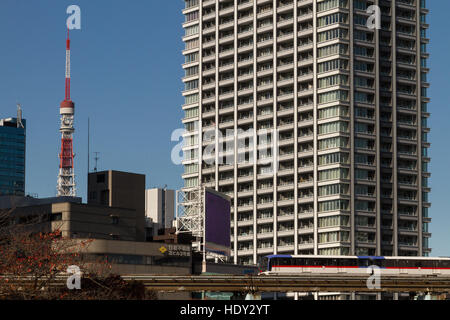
0;1;448;256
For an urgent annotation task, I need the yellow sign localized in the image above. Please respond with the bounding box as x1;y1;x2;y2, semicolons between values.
159;246;167;254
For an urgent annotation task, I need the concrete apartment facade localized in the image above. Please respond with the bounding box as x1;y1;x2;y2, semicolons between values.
180;0;431;266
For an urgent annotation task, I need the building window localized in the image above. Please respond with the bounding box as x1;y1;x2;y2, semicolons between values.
96;174;106;183
111;216;119;225
101;190;109;205
51;213;62;222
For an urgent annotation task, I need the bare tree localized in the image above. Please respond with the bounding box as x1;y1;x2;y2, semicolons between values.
0;206;156;300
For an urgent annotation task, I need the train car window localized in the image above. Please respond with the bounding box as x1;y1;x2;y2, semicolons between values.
384;259;398;268
341;259;351;267
310;258;318;266
371;259;383;268
266;258;272;271
384;259;395;268
399;259;410;268
358;259;370;267
419;260;427;268
394;259;400;268
433;260;439;269
414;260;422;268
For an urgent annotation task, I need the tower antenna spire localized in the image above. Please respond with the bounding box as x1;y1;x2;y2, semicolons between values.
65;27;71;101
57;27;76;197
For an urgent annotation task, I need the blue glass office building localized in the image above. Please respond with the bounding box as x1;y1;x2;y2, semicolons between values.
0;118;26;196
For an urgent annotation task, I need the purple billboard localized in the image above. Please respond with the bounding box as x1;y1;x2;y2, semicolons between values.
204;189;231;256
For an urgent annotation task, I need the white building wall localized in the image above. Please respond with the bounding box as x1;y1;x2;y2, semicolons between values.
145;188;175;230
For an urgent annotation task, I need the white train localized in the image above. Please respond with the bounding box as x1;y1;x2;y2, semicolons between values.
259;255;450;276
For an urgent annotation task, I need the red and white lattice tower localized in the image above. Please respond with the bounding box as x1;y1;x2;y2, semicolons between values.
57;28;76;197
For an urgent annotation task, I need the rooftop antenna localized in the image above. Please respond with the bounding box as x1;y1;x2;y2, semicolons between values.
94;152;100;172
16;104;24;128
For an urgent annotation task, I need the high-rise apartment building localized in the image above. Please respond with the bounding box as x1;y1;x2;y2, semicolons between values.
181;0;431;265
0;116;26;196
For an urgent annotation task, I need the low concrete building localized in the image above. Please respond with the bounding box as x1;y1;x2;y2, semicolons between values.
80;239;192;275
0;196;141;241
0;195;81;209
79;239;192;300
152;227;195;245
88;170;146;241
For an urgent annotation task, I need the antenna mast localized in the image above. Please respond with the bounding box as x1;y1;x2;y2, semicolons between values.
94;152;100;172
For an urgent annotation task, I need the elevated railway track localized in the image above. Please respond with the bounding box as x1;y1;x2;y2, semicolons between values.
4;274;450;294
121;274;450;293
